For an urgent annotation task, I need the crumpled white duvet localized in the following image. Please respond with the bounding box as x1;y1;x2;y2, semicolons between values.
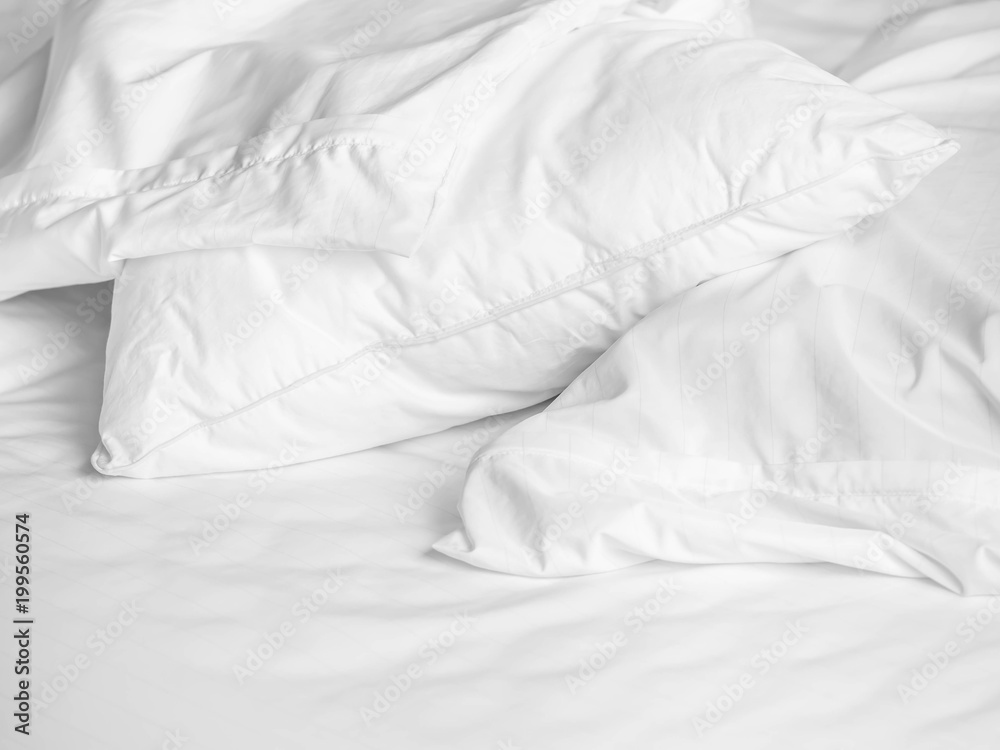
0;0;635;299
438;0;1000;596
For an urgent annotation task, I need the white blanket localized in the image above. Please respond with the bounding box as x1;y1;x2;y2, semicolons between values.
2;2;999;748
0;0;634;299
2;284;1000;750
439;1;1000;594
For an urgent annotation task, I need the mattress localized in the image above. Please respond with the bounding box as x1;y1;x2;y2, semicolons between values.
2;284;1000;750
3;2;1000;749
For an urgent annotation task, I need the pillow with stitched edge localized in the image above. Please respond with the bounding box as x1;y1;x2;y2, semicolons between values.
0;0;625;300
93;19;956;477
434;4;1000;595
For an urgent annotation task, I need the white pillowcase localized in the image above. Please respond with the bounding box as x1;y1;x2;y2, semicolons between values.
629;0;752;37
94;14;955;477
436;3;1000;595
0;0;629;299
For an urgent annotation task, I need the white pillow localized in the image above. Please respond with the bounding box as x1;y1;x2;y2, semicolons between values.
629;0;753;38
0;0;626;299
95;16;955;477
436;3;1000;595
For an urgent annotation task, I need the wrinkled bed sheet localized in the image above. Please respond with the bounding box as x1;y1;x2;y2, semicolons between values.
2;1;1000;748
2;285;1000;750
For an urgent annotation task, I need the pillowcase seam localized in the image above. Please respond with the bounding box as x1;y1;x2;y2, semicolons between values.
0;136;402;211
467;450;991;505
99;141;956;472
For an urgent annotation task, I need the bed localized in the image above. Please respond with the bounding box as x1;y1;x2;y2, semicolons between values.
2;2;999;749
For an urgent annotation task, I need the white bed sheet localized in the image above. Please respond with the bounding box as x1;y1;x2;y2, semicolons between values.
2;285;1000;750
3;1;1000;747
750;0;905;72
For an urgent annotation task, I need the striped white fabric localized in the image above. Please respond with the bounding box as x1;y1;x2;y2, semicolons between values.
439;1;1000;595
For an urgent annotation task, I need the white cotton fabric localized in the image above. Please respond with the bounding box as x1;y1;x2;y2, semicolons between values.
3;279;1000;749
437;1;1000;595
629;0;753;37
3;4;1000;747
0;0;634;299
749;0;904;72
93;10;952;477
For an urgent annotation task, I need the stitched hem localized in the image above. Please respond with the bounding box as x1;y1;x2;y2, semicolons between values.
0;136;402;211
95;140;958;474
468;450;994;505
